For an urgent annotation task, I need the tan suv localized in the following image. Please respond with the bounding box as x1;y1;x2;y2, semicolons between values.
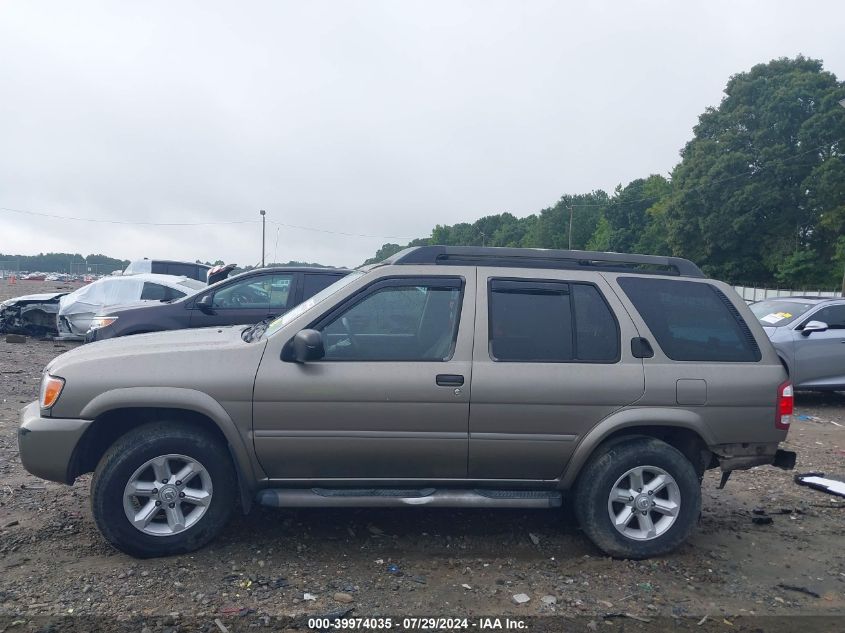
18;246;796;559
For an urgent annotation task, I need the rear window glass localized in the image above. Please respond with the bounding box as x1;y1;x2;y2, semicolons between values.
750;300;814;326
618;277;761;362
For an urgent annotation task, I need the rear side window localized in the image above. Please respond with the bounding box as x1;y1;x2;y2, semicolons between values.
488;279;619;362
618;277;761;362
141;283;167;300
304;273;344;299
141;283;186;301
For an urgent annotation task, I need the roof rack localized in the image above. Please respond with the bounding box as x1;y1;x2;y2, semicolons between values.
386;246;705;278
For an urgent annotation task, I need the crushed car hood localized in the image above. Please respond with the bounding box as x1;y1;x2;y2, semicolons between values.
0;292;68;336
3;292;66;304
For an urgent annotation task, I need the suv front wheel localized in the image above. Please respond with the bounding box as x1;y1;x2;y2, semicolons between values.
574;437;700;559
91;421;236;558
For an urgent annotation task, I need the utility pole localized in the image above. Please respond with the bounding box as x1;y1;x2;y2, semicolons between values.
260;209;266;268
568;204;574;250
839;100;845;296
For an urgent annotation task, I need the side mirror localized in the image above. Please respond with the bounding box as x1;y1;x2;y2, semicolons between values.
197;294;215;314
801;320;828;336
290;329;325;363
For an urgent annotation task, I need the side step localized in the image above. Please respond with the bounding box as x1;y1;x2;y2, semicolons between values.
256;488;562;509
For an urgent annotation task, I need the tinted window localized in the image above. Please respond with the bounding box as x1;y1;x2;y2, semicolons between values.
141;283;167;300
618;277;761;362
166;263;200;279
489;280;618;362
573;284;620;360
304;273;344;299
320;280;462;361
807;304;845;329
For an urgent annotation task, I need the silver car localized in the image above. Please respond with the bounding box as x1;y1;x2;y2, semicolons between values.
751;297;845;391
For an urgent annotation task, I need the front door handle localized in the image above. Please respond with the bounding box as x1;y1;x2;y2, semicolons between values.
436;374;464;387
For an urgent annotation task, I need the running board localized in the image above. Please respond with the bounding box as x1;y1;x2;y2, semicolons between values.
256;488;562;509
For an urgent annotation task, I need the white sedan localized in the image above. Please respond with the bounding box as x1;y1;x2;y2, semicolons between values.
57;274;206;339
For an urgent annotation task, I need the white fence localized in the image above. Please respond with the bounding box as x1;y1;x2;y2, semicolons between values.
733;285;842;302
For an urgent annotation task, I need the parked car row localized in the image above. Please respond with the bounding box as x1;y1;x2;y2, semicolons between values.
18;246;798;560
1;260;349;340
85;266;348;341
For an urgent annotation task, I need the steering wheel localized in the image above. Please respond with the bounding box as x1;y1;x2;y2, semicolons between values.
340;316;361;353
231;292;250;306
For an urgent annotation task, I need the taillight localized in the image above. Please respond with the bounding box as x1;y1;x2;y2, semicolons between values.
776;381;793;430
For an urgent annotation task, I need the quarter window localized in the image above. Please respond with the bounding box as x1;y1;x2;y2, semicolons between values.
319;279;463;361
141;283;185;301
488;279;619;362
618;277;761;362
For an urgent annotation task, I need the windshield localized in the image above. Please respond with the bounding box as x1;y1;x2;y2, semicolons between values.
749;300;815;327
262;270;364;339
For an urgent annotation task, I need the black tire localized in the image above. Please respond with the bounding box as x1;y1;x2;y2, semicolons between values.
573;437;700;559
91;421;236;558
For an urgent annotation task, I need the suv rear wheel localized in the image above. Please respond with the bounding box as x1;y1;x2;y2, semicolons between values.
91;421;236;558
574;437;700;559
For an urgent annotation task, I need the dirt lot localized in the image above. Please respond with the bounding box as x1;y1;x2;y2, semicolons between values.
1;281;844;630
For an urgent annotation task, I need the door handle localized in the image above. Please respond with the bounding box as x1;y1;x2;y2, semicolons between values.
436;374;464;387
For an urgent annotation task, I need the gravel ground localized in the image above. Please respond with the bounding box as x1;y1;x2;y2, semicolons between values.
1;281;844;630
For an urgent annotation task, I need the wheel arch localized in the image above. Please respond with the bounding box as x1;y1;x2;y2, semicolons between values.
559;408;716;490
72;389;260;511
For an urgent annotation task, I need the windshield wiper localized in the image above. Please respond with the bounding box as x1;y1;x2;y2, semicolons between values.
242;316;275;342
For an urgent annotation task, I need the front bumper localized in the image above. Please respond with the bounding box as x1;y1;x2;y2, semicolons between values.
18;401;92;484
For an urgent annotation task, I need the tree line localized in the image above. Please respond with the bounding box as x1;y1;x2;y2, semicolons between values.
0;252;129;274
366;57;845;287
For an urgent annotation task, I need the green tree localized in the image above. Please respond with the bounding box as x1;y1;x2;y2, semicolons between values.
600;176;671;254
665;56;845;285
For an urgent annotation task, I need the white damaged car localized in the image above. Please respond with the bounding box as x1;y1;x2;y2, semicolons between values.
57;274;205;339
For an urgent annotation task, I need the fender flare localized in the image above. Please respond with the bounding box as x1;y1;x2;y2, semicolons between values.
558;407;716;489
79;387;260;498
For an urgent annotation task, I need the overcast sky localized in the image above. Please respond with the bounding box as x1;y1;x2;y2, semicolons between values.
1;1;844;268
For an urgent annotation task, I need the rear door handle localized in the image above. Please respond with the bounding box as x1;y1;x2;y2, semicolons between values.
436;374;464;387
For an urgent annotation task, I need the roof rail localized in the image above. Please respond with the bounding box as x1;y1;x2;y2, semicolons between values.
386;246;705;278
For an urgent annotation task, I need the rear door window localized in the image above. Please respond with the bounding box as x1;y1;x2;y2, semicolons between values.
304;273;345;299
488;279;619;362
618;277;761;362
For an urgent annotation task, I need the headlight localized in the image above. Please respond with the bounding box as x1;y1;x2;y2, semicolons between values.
88;316;118;331
40;374;65;409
